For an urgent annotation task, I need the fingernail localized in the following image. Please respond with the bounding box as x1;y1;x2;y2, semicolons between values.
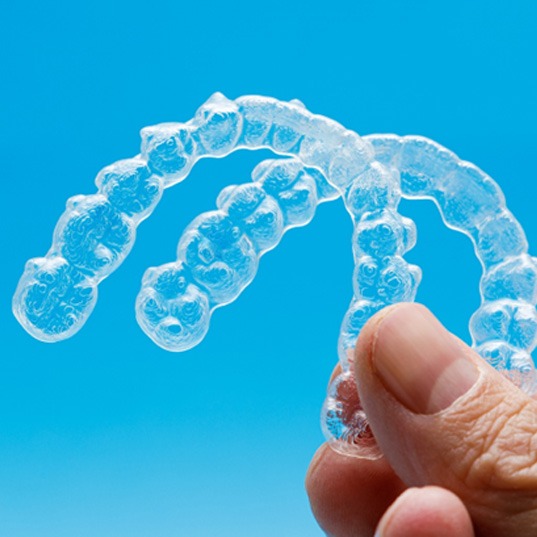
372;305;479;414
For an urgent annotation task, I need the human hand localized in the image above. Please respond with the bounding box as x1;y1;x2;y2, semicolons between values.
306;303;537;537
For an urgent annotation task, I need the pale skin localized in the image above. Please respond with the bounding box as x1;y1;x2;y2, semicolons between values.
305;303;537;537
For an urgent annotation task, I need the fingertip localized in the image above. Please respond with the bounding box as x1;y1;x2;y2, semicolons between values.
375;486;474;537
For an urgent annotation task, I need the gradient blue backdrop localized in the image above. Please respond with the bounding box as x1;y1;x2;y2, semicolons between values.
1;1;536;536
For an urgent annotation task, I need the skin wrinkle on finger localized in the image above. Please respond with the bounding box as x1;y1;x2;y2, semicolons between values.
390;378;537;534
433;375;537;494
467;401;536;488
448;337;537;492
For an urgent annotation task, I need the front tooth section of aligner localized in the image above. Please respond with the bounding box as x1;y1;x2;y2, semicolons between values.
53;194;136;281
239;97;347;171
476;210;528;268
327;132;375;191
236;97;372;189
235;96;310;150
436;162;505;235
193;92;243;156
176;211;259;305
397;136;459;198
136;272;211;352
298;135;340;177
95;158;163;222
216;183;285;253
13;256;97;342
344;162;401;220
364;134;402;168
354;210;417;258
470;299;537;351
236;96;276;147
353;255;420;304
140;122;197;185
481;254;537;303
264;100;312;153
253;159;318;227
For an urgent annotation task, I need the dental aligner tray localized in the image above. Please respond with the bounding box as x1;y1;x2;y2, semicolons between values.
13;93;537;455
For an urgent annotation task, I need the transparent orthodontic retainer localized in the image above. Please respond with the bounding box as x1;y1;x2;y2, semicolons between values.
13;93;537;457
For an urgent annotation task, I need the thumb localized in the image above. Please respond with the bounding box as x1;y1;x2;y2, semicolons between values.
355;303;537;537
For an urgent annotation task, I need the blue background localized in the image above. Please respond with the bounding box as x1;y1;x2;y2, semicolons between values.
1;1;536;536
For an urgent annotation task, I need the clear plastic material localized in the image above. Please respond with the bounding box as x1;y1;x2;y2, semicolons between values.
13;93;537;457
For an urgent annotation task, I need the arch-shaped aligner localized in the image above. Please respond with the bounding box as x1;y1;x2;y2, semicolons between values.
12;94;537;456
13;92;374;343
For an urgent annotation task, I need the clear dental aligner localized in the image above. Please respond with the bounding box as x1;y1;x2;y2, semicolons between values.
13;93;537;456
